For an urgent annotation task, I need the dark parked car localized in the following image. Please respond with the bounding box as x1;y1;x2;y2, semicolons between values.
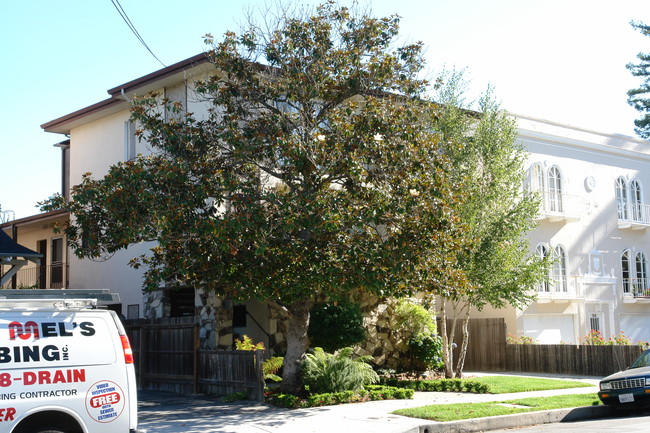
599;349;650;407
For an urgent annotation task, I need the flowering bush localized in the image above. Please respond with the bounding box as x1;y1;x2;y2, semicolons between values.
579;330;606;345
579;330;638;346
506;334;536;345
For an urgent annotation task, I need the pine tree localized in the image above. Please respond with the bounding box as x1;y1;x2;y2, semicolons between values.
627;21;650;139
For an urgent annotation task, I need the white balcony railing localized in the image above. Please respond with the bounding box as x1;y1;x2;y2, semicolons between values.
536;191;581;223
617;202;650;230
622;277;650;299
534;276;582;302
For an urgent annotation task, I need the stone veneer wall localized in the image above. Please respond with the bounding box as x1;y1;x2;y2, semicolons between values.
144;289;413;367
354;295;410;369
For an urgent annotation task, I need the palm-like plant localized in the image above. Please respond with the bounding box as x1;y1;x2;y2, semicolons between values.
301;347;379;394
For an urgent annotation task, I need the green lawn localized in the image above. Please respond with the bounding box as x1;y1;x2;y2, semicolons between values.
470;375;594;394
393;393;601;422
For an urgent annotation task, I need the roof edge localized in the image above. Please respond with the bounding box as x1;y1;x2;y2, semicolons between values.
1;210;69;230
41;98;125;132
106;52;211;96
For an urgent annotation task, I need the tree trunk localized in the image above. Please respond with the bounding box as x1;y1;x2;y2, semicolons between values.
454;306;471;378
279;300;311;394
440;300;454;378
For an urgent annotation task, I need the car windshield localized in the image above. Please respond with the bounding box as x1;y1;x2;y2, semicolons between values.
629;350;650;369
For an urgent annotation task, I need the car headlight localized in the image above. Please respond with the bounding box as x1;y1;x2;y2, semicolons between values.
646;378;650;386
600;382;612;391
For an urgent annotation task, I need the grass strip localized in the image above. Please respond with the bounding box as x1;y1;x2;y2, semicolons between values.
469;376;594;394
393;393;601;422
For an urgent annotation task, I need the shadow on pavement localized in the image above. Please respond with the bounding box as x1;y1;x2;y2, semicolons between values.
137;390;330;433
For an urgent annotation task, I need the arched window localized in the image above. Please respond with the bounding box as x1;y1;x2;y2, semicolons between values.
630;179;644;222
552;246;568;292
615;177;628;220
636;251;648;295
535;244;550;292
531;163;545;192
622;249;632;294
547;166;563;212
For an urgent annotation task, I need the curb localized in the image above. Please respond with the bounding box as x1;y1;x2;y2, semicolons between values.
412;404;613;433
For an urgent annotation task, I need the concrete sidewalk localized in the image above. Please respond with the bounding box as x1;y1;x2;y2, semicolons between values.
137;372;606;433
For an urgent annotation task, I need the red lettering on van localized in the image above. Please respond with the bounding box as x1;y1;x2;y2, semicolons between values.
0;407;16;422
90;392;120;408
23;369;86;385
8;321;39;340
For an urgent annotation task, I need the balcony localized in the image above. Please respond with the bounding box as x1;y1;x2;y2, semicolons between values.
534;277;582;303
617;203;650;230
536;191;581;223
0;263;68;289
622;278;650;303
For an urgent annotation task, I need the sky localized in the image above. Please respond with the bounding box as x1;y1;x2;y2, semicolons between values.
1;0;649;220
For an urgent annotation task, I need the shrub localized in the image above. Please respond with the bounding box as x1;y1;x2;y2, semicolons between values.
394;299;436;338
265;386;412;408
267;392;301;408
223;391;249;402
506;334;536;344
308;301;366;352
409;333;444;370
579;330;634;346
379;378;490;394
302;347;379;394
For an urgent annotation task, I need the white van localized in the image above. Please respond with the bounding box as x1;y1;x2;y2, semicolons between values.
0;290;145;433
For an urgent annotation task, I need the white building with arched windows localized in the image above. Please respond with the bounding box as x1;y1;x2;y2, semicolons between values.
475;114;650;345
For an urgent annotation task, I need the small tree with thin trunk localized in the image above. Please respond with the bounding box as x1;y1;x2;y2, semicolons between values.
431;72;547;378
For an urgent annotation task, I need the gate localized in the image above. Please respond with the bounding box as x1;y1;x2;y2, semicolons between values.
125;318;265;400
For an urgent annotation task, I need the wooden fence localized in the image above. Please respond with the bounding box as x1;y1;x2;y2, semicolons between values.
506;344;645;377
437;317;645;376
125;319;265;400
440;318;507;372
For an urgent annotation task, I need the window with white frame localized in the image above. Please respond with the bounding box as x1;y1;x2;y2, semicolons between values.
552;245;568;292
531;163;545;192
631;179;644;222
636;251;648;296
616;177;646;223
615;177;628;220
622;249;632;293
547;166;563;212
621;249;650;296
535;243;550;292
589;313;602;333
530;163;564;213
536;243;568;293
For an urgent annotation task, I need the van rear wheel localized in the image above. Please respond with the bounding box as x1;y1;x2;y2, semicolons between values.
34;430;65;433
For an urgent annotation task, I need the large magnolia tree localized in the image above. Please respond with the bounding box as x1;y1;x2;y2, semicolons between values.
43;2;472;393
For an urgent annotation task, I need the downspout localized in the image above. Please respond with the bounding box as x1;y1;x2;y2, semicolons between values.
11;224;17;289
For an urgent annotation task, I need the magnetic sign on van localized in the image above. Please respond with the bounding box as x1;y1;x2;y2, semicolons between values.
85;380;125;423
8;321;96;340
